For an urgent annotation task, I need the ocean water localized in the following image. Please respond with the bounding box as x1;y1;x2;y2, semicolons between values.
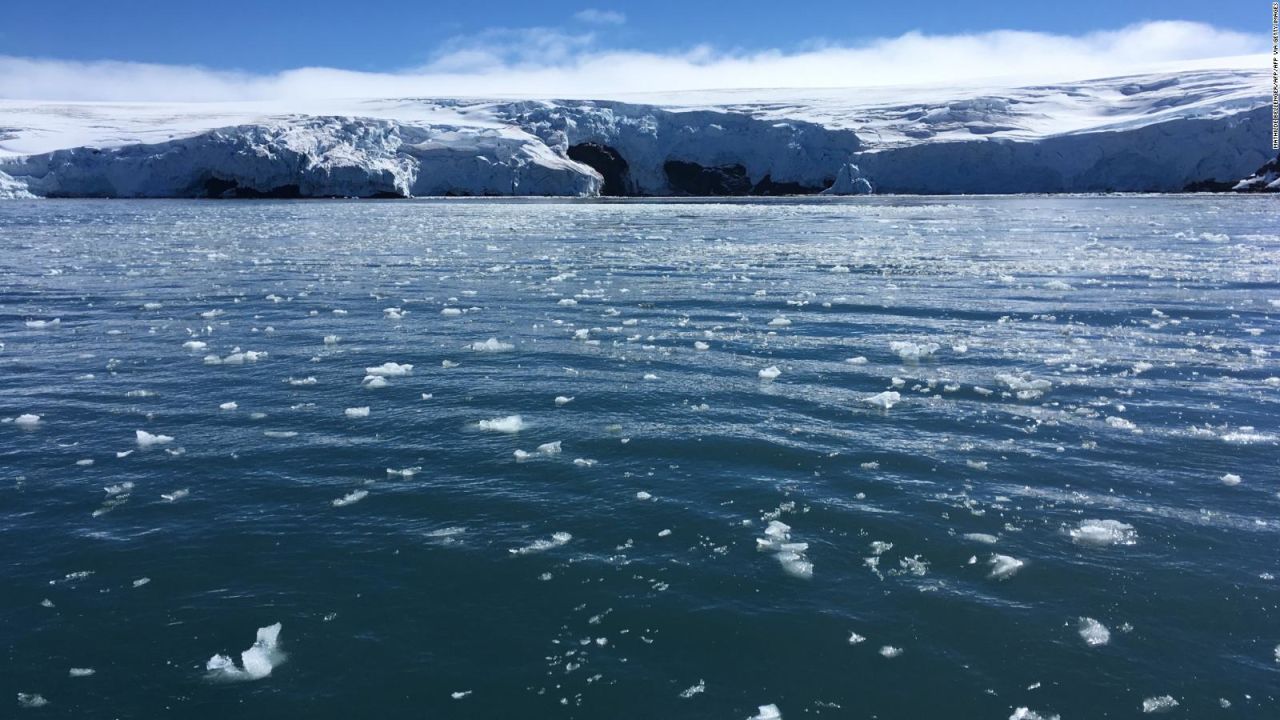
2;196;1278;719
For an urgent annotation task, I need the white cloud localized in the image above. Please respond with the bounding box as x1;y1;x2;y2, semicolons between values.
0;21;1264;102
574;9;626;26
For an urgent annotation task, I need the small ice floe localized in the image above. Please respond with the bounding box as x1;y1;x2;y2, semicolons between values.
1009;709;1059;720
286;377;317;386
1140;695;1178;713
135;430;174;448
132;577;150;588
636;491;653;501
847;632;867;645
573;458;597;467
366;362;412;377
450;690;472;700
536;441;562;455
1220;473;1242;486
890;341;939;363
205;350;267;366
14;414;41;428
1105;416;1141;433
879;645;903;658
25;318;60;329
421;393;433;400
643;373;658;381
162;489;190;502
756;520;813;579
1043;280;1074;291
323;335;340;345
441;360;459;369
386;467;419;479
554;396;574;406
963;533;999;544
219;402;238;411
830;264;850;273
205;622;286;681
679;679;706;698
1078;617;1111;647
362;375;389;389
182;340;207;351
68;668;95;678
988;554;1025;580
845;356;868;365
332;490;368;507
758;366;782;381
75;458;93;467
263;431;296;439
478;415;524;433
768;317;791;328
441;308;463;317
142;302;163;310
694;341;710;351
863;391;901;410
1069;519;1137;547
344;407;370;419
383;307;405;320
510;531;572;555
469;338;514;352
995;373;1052;400
750;704;782;720
17;692;49;708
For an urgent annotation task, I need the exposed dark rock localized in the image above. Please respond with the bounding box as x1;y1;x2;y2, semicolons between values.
1182;178;1237;192
567;143;632;196
751;174;829;195
663;160;752;195
202;176;302;199
1233;153;1280;192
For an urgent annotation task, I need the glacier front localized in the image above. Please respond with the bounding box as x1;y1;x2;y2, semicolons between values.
0;68;1273;197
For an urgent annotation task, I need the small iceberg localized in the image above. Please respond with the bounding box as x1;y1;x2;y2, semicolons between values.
756;520;813;579
205;622;286;681
14;413;41;428
478;415;524;433
863;391;901;410
1069;519;1137;547
344;407;370;419
135;430;174;448
365;362;412;377
750;704;782;720
469;338;514;352
1078;617;1111;647
758;366;781;381
987;554;1024;580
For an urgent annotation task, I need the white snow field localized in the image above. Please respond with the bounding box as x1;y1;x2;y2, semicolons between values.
0;67;1272;197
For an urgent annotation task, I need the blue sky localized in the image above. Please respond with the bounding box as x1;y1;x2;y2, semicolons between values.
0;2;1268;100
0;1;1263;72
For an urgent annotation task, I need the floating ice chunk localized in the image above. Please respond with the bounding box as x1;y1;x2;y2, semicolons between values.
988;554;1025;580
847;632;866;645
451;691;472;700
750;704;782;720
1141;696;1178;713
879;646;903;658
536;441;562;455
1043;280;1074;291
963;533;999;544
636;491;653;501
510;531;572;555
441;308;463;317
1274;644;1279;663
25;318;60;329
142;302;163;310
890;341;939;363
573;458;597;467
68;668;95;678
995;373;1052;400
135;430;174;448
383;308;405;320
14;414;41;428
1078;617;1111;647
219;402;237;411
679;679;706;698
863;391;901;410
768;317;791;328
441;360;459;369
643;373;658;381
478;415;524;433
1070;519;1137;547
17;693;48;708
344;407;370;419
557;298;577;306
658;528;672;537
830;265;850;273
162;489;190;502
76;459;93;466
513;449;532;461
1105;416;1141;433
469;338;514;352
1009;709;1059;720
845;356;868;365
386;467;419;478
554;396;574;406
323;335;340;345
183;340;207;351
286;376;317;386
263;431;296;438
756;520;813;579
421;393;433;400
205;622;285;681
132;578;150;588
332;490;368;507
362;375;389;389
758;366;781;381
1220;473;1242;486
366;362;413;377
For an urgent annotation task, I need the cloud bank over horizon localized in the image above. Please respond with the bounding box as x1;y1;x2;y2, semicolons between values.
0;20;1264;102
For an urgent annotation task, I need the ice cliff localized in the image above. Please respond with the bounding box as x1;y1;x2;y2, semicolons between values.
0;68;1272;197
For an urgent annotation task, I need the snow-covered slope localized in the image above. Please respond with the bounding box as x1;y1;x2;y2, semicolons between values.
1234;152;1280;192
0;68;1272;197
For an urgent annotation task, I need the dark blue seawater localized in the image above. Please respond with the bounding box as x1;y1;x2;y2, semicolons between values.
1;196;1278;719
